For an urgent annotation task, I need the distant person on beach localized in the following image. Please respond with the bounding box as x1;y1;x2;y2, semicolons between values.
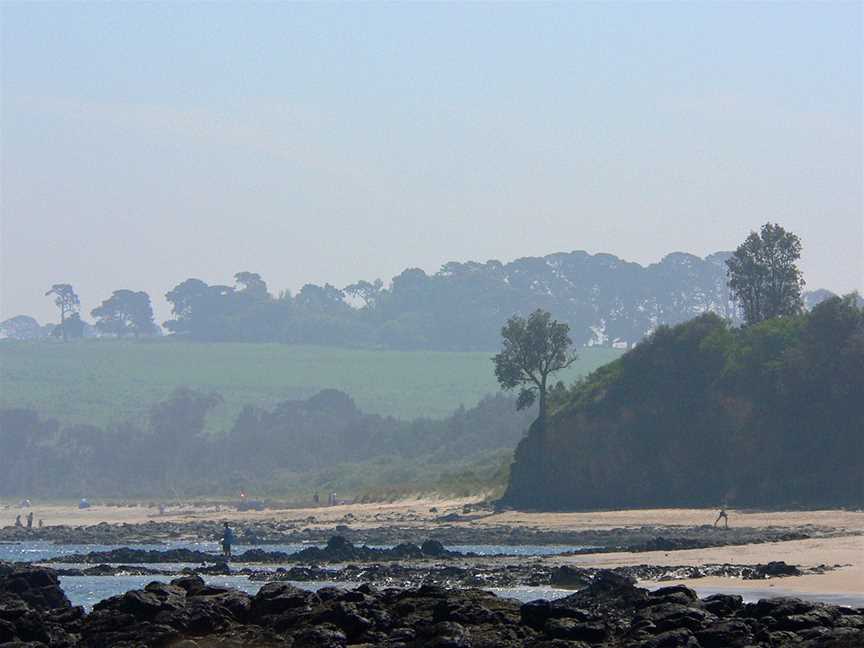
14;515;22;527
221;522;235;558
714;507;729;529
26;512;33;529
38;519;44;528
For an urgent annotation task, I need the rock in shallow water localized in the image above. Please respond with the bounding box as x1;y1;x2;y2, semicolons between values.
2;560;863;646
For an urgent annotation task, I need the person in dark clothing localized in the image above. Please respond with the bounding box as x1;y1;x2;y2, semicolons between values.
221;522;235;558
14;515;22;527
714;507;729;529
26;512;33;529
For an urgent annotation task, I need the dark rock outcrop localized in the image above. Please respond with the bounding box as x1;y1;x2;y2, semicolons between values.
3;562;863;646
50;535;467;565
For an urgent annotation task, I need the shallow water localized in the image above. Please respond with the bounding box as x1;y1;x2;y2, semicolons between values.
57;575;864;612
58;575;576;611
0;541;321;564
6;541;863;611
0;540;596;564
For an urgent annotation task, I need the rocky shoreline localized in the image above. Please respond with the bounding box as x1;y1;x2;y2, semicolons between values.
40;536;844;592
1;518;831;554
49;557;840;590
2;560;862;647
46;537;468;566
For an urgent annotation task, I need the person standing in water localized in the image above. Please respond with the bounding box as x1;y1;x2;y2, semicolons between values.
221;522;235;558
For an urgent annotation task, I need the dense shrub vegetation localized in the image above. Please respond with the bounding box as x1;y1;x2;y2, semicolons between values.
0;390;532;499
502;295;864;509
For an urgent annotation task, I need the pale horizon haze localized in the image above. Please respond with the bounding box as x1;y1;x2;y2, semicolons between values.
1;2;862;324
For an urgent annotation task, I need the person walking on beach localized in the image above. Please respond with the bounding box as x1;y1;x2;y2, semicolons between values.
714;507;729;529
26;512;33;529
221;522;235;558
14;515;22;527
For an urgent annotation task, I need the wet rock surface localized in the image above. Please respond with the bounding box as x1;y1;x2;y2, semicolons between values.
47;536;470;565
2;561;862;647
244;559;837;590
0;518;835;555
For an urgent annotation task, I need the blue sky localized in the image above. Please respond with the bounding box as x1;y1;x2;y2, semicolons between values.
2;2;861;322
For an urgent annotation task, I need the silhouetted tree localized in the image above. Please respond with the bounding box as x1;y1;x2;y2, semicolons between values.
234;272;269;300
164;278;210;334
726;223;804;325
344;279;384;309
52;313;85;340
493;309;577;425
45;284;79;341
92;290;158;337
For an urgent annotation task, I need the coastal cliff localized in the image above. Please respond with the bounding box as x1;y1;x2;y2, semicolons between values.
501;296;864;510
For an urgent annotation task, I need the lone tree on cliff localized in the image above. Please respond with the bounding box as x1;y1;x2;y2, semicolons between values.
45;284;80;342
493;309;577;426
726;223;805;325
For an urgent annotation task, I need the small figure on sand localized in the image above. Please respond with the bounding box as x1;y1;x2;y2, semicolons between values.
26;512;34;529
38;519;44;528
714;507;729;529
14;515;22;528
221;522;235;558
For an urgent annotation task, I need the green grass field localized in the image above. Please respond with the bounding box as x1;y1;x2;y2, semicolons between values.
0;340;622;431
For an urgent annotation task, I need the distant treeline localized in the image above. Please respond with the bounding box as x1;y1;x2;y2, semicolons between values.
9;249;758;349
159;251;743;349
502;294;864;510
0;390;532;499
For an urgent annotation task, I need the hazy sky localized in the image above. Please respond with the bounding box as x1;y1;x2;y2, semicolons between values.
1;2;861;324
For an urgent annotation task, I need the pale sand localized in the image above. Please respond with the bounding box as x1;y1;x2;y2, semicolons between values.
7;500;863;534
0;496;478;528
560;535;864;595
4;499;862;595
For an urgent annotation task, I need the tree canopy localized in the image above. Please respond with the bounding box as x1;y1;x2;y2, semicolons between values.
726;223;805;325
91;290;158;337
493;309;577;422
156;250;745;349
502;294;864;510
45;284;79;341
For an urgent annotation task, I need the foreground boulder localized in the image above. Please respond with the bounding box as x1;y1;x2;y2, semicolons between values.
2;562;863;646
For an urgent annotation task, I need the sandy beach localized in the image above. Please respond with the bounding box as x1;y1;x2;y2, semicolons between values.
4;499;862;596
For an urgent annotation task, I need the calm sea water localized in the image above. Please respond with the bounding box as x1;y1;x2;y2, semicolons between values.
0;540;595;564
4;540;862;611
55;576;864;612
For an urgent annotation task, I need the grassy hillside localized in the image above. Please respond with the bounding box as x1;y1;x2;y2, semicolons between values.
0;340;621;431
